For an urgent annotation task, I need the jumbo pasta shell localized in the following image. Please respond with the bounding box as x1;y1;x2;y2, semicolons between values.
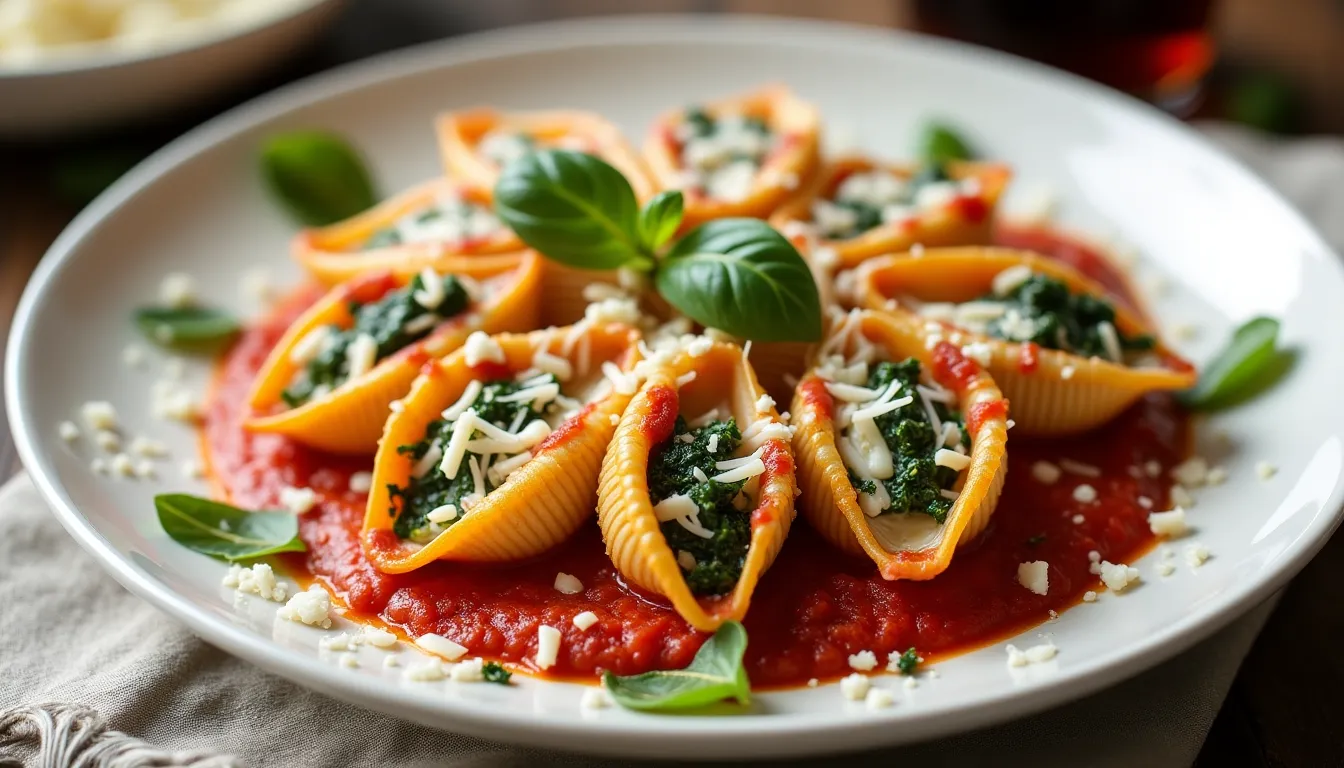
245;252;544;454
596;342;797;632
790;310;1007;580
436;108;656;200
643;84;821;230
770;157;1011;270
362;324;643;572
856;247;1197;435
292;178;523;287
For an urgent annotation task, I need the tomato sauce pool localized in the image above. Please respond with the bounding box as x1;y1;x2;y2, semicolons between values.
202;226;1188;688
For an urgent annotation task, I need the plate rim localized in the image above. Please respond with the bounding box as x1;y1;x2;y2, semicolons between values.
8;14;1344;759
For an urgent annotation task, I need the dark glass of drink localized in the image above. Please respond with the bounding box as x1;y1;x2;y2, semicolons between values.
912;0;1216;114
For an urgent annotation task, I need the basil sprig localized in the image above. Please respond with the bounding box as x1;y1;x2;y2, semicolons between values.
494;150;821;343
601;621;750;711
260;131;378;226
134;307;240;352
1180;316;1293;411
155;494;306;562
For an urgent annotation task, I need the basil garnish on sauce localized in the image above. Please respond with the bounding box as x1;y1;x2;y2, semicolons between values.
134;307;240;352
602;621;750;711
260;131;378;226
1181;316;1291;411
493;149;822;343
155;494;305;562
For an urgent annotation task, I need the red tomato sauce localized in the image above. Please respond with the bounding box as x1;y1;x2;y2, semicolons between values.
202;227;1187;688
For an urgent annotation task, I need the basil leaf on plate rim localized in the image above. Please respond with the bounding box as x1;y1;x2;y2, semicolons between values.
1180;316;1290;411
493;149;821;343
260;130;378;227
602;620;750;711
155;494;306;562
918;120;976;165
134;306;240;351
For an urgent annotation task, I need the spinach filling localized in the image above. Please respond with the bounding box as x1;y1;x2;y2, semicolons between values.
682;107;770;144
389;374;559;543
846;359;963;524
981;273;1155;360
281;273;470;408
647;417;751;597
824;161;951;240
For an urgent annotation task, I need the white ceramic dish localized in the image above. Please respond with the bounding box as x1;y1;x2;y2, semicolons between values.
0;0;342;136
8;16;1344;760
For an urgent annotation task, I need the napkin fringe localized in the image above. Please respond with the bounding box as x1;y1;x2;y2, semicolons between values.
0;703;238;768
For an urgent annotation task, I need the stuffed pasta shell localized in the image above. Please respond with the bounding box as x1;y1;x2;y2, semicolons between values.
436;107;656;200
246;253;543;453
857;247;1196;435
596;341;797;632
770;156;1011;270
791;310;1008;580
362;323;643;571
292;177;523;286
644;84;821;230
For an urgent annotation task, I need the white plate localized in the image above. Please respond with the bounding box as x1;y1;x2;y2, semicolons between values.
8;16;1344;760
0;0;342;135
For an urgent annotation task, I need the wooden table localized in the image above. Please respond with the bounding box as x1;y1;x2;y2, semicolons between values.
2;2;1339;765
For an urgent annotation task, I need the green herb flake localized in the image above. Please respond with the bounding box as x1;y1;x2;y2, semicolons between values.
1026;533;1047;547
482;662;513;685
602;621;750;711
134;307;240;352
155;493;305;562
895;647;922;676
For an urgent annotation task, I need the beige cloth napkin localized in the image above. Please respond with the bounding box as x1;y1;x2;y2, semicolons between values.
0;125;1333;767
0;473;1278;767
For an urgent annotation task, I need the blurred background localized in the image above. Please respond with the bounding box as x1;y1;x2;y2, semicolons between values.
2;1;1343;764
3;0;1343;212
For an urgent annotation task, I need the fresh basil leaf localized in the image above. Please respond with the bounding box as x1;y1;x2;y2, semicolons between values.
1181;316;1291;411
493;150;650;271
656;219;822;342
134;307;240;352
638;190;684;251
155;494;305;562
919;121;976;165
260;131;378;226
601;621;749;711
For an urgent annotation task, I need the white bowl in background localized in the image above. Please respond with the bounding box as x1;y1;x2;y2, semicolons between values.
0;0;343;136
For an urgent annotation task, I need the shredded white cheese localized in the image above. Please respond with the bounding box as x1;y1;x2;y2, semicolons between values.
416;633;468;661
553;573;583;595
1017;561;1049;595
536;625;561;670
